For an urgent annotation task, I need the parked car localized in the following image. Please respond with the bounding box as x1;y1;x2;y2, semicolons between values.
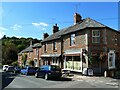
14;66;21;73
3;65;9;71
35;65;62;80
6;66;15;73
21;66;36;75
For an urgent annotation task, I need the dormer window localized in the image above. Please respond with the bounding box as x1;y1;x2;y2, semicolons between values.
92;30;100;43
70;34;75;46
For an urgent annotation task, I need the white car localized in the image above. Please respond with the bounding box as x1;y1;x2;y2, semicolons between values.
6;66;15;72
3;65;9;71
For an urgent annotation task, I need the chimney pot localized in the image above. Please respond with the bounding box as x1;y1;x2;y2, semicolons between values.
43;33;49;39
53;24;59;33
74;13;82;24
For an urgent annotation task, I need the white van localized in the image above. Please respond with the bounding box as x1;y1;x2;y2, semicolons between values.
3;65;9;71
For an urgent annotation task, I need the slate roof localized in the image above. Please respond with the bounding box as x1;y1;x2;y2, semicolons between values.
18;46;33;55
18;43;42;55
21;45;33;53
32;43;42;48
42;18;106;42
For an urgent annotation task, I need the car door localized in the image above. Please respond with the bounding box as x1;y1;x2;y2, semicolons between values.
37;67;45;77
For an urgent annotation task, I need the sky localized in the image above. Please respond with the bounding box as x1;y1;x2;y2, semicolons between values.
0;2;118;40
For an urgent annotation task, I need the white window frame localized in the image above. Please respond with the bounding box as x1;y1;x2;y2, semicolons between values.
28;52;31;58
44;43;47;52
92;30;100;43
36;48;39;56
108;50;115;69
53;42;57;51
70;34;75;46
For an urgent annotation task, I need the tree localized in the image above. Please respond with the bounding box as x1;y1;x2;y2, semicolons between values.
2;35;41;65
29;60;34;67
22;54;27;67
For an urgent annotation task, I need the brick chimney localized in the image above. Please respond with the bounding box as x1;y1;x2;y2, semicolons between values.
53;24;59;33
43;33;49;39
30;40;32;46
74;13;82;24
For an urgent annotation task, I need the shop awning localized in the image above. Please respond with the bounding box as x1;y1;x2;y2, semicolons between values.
41;54;61;57
64;49;82;56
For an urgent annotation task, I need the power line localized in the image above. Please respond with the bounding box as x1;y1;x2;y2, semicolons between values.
1;17;118;27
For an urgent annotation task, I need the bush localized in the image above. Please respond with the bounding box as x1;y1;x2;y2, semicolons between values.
115;70;120;77
29;60;34;67
11;61;18;66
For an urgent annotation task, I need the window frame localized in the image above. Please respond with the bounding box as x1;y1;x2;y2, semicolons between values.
70;33;76;46
53;41;57;51
36;48;39;56
92;30;100;43
108;50;115;69
44;43;47;52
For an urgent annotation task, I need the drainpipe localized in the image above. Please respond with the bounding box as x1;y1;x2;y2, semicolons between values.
72;56;74;70
81;49;83;74
64;56;66;69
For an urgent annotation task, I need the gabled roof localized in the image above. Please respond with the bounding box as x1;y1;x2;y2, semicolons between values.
18;43;42;55
21;45;33;53
32;43;42;48
42;18;106;42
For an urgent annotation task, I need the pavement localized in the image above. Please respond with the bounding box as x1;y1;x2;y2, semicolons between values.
72;74;120;87
72;74;119;80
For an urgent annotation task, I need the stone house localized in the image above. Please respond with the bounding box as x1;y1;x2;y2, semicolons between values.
32;43;42;67
41;13;120;76
18;42;42;67
41;25;63;67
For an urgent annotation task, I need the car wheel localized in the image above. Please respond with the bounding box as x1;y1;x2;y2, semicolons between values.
45;74;49;80
20;73;23;75
35;73;38;78
25;73;28;76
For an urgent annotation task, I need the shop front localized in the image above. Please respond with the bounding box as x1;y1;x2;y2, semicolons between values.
41;54;61;67
63;49;83;72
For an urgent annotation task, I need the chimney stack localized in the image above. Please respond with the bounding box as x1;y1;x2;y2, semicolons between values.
74;13;82;24
53;24;59;33
43;33;49;39
30;40;32;46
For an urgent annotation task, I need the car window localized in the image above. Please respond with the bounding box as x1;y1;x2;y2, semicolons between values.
34;67;38;70
5;66;8;68
28;67;34;70
51;66;61;71
8;67;14;70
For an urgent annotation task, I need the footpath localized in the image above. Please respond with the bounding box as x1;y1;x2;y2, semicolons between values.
72;74;120;87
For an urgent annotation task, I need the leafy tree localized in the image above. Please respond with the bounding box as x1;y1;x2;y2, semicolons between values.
22;54;27;67
2;35;41;65
29;60;34;67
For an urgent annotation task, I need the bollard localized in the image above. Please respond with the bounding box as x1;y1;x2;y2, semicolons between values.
104;71;107;77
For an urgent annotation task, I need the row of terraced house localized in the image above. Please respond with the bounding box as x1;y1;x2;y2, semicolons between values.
18;13;120;76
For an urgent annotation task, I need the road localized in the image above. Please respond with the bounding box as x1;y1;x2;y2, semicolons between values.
1;70;119;89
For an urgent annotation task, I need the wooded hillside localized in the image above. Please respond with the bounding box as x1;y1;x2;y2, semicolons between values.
1;35;41;65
